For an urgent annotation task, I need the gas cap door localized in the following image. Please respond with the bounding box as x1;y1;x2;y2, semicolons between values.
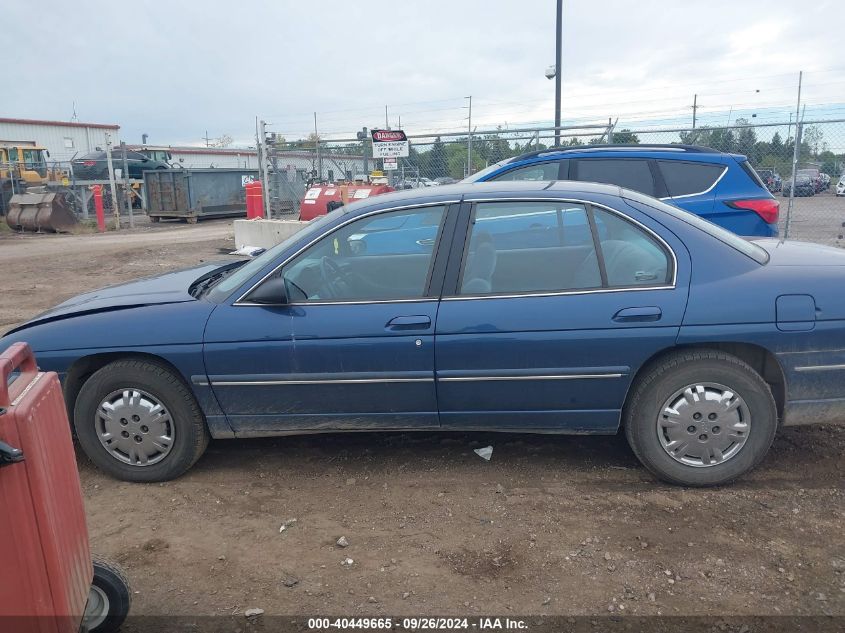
776;294;816;332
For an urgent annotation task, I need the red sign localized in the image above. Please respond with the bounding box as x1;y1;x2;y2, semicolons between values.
371;129;407;142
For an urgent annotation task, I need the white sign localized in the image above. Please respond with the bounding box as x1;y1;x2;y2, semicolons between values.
241;175;256;187
383;157;398;170
371;129;409;158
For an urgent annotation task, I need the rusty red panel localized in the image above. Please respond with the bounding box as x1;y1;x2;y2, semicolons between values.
0;343;92;633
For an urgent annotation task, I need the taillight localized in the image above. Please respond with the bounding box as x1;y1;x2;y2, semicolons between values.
726;198;780;224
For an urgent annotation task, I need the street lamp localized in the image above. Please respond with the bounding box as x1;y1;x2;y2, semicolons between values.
547;0;563;146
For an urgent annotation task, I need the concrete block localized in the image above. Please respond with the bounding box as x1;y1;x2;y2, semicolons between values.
233;218;309;250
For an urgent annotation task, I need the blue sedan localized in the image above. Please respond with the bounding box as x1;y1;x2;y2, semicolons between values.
3;181;844;486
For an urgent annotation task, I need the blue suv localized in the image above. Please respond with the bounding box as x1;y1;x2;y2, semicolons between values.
464;144;779;237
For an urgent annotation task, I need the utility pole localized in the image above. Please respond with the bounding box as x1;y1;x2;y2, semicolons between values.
554;0;563;146
691;94;698;129
203;130;212;147
466;96;472;177
104;132;120;230
258;120;271;219
313;112;322;182
385;105;389;129
785;71;803;240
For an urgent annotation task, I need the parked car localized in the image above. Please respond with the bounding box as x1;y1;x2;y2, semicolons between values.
782;174;816;197
837;174;845;196
71;149;171;180
820;172;831;190
757;168;782;193
797;168;824;193
463;144;780;237
5;181;845;487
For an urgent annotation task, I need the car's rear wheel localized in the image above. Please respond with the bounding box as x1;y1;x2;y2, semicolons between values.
74;359;209;482
624;350;777;486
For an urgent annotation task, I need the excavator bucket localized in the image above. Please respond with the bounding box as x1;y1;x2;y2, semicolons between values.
6;192;78;233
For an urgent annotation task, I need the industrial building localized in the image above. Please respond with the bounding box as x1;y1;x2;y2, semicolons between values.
0;117;120;162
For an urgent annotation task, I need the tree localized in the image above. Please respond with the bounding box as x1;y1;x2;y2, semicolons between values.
770;132;783;154
209;133;233;148
734;119;758;160
802;126;823;158
612;129;640;144
427;137;448;179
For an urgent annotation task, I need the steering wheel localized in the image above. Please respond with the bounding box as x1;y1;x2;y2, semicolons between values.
319;256;345;298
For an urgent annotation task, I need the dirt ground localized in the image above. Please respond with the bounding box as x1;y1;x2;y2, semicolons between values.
1;221;843;625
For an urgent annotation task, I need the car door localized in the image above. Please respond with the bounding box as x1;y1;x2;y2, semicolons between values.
434;196;690;432
202;203;457;435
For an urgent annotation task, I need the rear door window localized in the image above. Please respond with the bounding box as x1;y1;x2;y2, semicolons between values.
657;161;725;197
573;159;656;196
490;161;561;182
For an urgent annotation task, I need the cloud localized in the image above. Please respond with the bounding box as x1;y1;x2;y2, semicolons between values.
3;0;842;144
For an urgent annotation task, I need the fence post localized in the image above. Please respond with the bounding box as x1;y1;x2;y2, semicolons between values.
104;132;120;230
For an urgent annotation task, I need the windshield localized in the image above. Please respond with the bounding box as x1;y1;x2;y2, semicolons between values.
460;158;513;183
625;192;769;265
205;210;343;302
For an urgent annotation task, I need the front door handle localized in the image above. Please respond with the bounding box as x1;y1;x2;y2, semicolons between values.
613;306;662;322
386;315;432;331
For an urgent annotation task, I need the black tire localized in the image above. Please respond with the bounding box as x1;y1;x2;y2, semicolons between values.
624;350;777;487
84;557;131;633
74;359;209;482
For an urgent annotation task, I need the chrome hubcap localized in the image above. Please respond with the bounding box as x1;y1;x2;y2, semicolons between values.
96;388;174;466
82;584;109;630
657;382;750;468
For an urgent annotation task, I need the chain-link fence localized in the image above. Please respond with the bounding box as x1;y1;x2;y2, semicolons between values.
295;118;845;245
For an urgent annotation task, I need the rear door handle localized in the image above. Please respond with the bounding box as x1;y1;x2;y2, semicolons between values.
613;306;662;322
386;315;432;331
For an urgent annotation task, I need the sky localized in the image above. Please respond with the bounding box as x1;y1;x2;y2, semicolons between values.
4;0;844;147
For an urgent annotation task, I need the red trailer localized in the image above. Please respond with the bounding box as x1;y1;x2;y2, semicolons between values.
300;183;394;221
0;343;131;633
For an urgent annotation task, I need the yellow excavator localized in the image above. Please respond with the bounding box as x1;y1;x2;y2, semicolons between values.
2;143;76;232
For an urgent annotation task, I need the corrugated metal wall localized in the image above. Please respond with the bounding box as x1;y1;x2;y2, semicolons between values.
0;121;117;162
170;151;257;169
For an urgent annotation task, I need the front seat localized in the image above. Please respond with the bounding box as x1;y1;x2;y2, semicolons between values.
462;233;497;294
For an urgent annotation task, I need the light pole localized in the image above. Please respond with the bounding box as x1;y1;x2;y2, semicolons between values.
554;0;562;146
546;0;563;146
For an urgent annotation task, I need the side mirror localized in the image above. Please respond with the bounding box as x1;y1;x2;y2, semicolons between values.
244;275;287;305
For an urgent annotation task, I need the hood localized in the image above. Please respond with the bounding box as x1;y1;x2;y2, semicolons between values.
753;239;845;267
12;262;226;333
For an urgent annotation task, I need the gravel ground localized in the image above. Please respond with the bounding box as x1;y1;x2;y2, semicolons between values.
1;220;843;625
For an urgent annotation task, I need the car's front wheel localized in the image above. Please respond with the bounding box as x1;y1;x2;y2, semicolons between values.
74;358;209;482
624;350;777;486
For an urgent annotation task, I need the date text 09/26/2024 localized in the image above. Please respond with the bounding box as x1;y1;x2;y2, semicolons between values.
307;617;527;630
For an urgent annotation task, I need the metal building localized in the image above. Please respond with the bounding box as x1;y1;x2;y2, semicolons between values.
0;117;120;162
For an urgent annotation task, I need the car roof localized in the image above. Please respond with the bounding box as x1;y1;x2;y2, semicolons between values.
340;180;625;217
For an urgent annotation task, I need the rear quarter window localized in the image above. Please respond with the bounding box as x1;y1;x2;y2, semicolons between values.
738;160;767;190
657;160;725;197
